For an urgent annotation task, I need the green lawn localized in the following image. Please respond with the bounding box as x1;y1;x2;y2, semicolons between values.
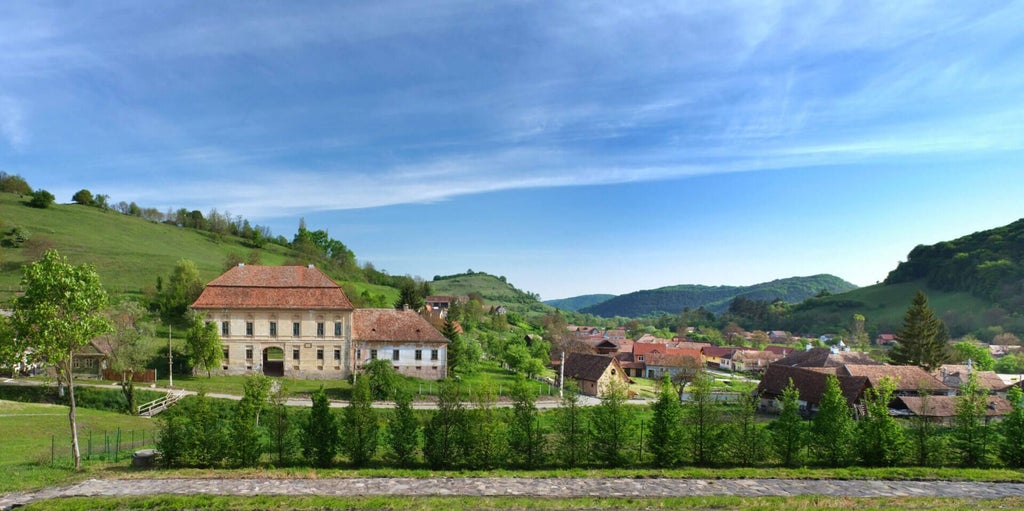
0;400;158;493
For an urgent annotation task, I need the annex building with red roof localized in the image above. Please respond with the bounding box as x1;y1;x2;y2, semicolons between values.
191;264;447;380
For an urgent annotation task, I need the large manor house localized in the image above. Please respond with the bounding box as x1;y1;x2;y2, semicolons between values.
191;264;448;380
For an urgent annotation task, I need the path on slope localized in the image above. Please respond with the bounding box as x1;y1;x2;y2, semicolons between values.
4;477;1024;509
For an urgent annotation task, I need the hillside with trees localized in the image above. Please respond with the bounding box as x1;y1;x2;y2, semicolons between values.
579;275;857;318
430;271;553;316
544;294;616;312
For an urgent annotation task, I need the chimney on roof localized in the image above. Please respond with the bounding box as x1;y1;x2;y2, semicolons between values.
402;303;409;311
805;343;812;351
238;263;244;267
308;264;315;269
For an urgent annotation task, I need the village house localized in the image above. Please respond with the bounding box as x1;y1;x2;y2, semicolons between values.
724;349;784;374
191;264;447;380
561;352;630;397
933;364;1007;392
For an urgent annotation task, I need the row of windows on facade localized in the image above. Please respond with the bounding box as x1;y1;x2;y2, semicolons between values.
215;320;343;338
225;347;440;362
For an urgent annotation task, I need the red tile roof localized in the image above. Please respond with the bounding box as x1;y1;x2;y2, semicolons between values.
191;265;354;310
353;309;447;343
838;364;952;393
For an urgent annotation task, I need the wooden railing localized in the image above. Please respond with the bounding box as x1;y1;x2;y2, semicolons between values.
137;390;187;417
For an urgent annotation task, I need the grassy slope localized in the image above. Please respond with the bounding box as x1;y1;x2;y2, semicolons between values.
787;279;995;335
544;294;616;311
0;193;294;298
0;399;158;492
430;272;554;316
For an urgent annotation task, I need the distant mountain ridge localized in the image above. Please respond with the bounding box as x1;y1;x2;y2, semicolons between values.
544;294;616;312
576;275;858;318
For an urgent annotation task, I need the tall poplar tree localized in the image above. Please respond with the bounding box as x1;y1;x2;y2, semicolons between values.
508;375;546;468
8;250;111;470
303;387;339;467
890;291;950;371
554;380;589;467
771;379;805;467
343;376;379;467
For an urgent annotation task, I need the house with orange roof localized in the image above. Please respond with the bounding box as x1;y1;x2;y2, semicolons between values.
191;264;447;380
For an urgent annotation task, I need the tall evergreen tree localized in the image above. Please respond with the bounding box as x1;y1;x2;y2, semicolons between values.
507;375;546;469
909;393;940;467
230;374;271;467
723;382;770;467
771;379;805;467
856;377;906;467
684;370;720;466
809;375;855;467
443;315;468;376
423;380;465;469
303;387;339;467
890;291;950;371
343;376;379;467
953;372;994;467
999;385;1024;468
184;392;227;467
649;374;686;467
554;380;589;467
464;381;506;469
387;388;421;466
268;382;298;466
590;379;635;467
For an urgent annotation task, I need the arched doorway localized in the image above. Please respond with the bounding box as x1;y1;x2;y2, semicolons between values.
263;347;285;377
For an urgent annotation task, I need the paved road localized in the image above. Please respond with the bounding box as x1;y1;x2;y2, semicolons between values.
4;477;1024;509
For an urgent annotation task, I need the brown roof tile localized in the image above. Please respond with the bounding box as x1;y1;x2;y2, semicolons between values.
838;364;952;393
353;309;447;343
191;265;354;310
773;347;881;368
563;353;620;382
898;395;1013;418
757;364;867;407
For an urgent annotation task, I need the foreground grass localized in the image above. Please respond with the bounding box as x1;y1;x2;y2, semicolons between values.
23;495;1024;511
0;400;158;493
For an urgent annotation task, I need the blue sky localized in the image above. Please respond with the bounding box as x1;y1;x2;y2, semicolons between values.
2;1;1023;300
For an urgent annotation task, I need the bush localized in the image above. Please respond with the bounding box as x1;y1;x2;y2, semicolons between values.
28;189;55;208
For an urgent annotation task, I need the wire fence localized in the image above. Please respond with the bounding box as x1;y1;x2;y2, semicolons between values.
49;428;155;465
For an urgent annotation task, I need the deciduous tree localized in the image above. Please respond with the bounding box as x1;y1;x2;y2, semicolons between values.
185;314;222;377
590;379;634;467
8;250;111;470
507;375;546;469
771;379;805;467
857;377;906;466
386;388;420;466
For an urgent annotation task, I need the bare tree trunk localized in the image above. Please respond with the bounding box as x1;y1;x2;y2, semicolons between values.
64;358;82;470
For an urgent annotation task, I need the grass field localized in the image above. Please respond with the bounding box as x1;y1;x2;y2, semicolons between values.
0;400;158;493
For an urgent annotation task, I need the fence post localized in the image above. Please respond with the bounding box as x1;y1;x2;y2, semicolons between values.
87;431;92;461
116;429;121;462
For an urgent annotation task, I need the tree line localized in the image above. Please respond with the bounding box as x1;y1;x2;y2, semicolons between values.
155;370;1024;470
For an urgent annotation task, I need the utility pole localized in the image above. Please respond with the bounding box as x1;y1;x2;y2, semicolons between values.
168;325;173;388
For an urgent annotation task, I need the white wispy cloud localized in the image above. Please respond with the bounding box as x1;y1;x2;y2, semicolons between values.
0;95;29;149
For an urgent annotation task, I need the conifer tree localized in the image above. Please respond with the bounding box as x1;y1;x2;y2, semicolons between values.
909;393;940;466
771;379;805;467
387;388;421;466
464;380;506;469
856;377;906;466
268;382;298;466
343;376;379;467
185;391;227;467
423;380;465;469
554;380;589;467
230;374;271;467
649;374;686;467
684;370;720;466
890;291;950;371
809;375;855;466
303;387;338;467
999;385;1024;468
590;379;635;467
723;382;770;467
508;375;546;468
953;372;994;467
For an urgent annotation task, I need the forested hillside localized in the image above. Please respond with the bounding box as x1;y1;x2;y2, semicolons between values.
544;294;616;311
580;275;857;318
885;218;1024;311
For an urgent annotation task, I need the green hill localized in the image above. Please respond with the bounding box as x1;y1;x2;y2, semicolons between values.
430;271;553;316
885;218;1024;311
788;218;1024;339
0;192;397;303
544;294;616;312
580;275;857;318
